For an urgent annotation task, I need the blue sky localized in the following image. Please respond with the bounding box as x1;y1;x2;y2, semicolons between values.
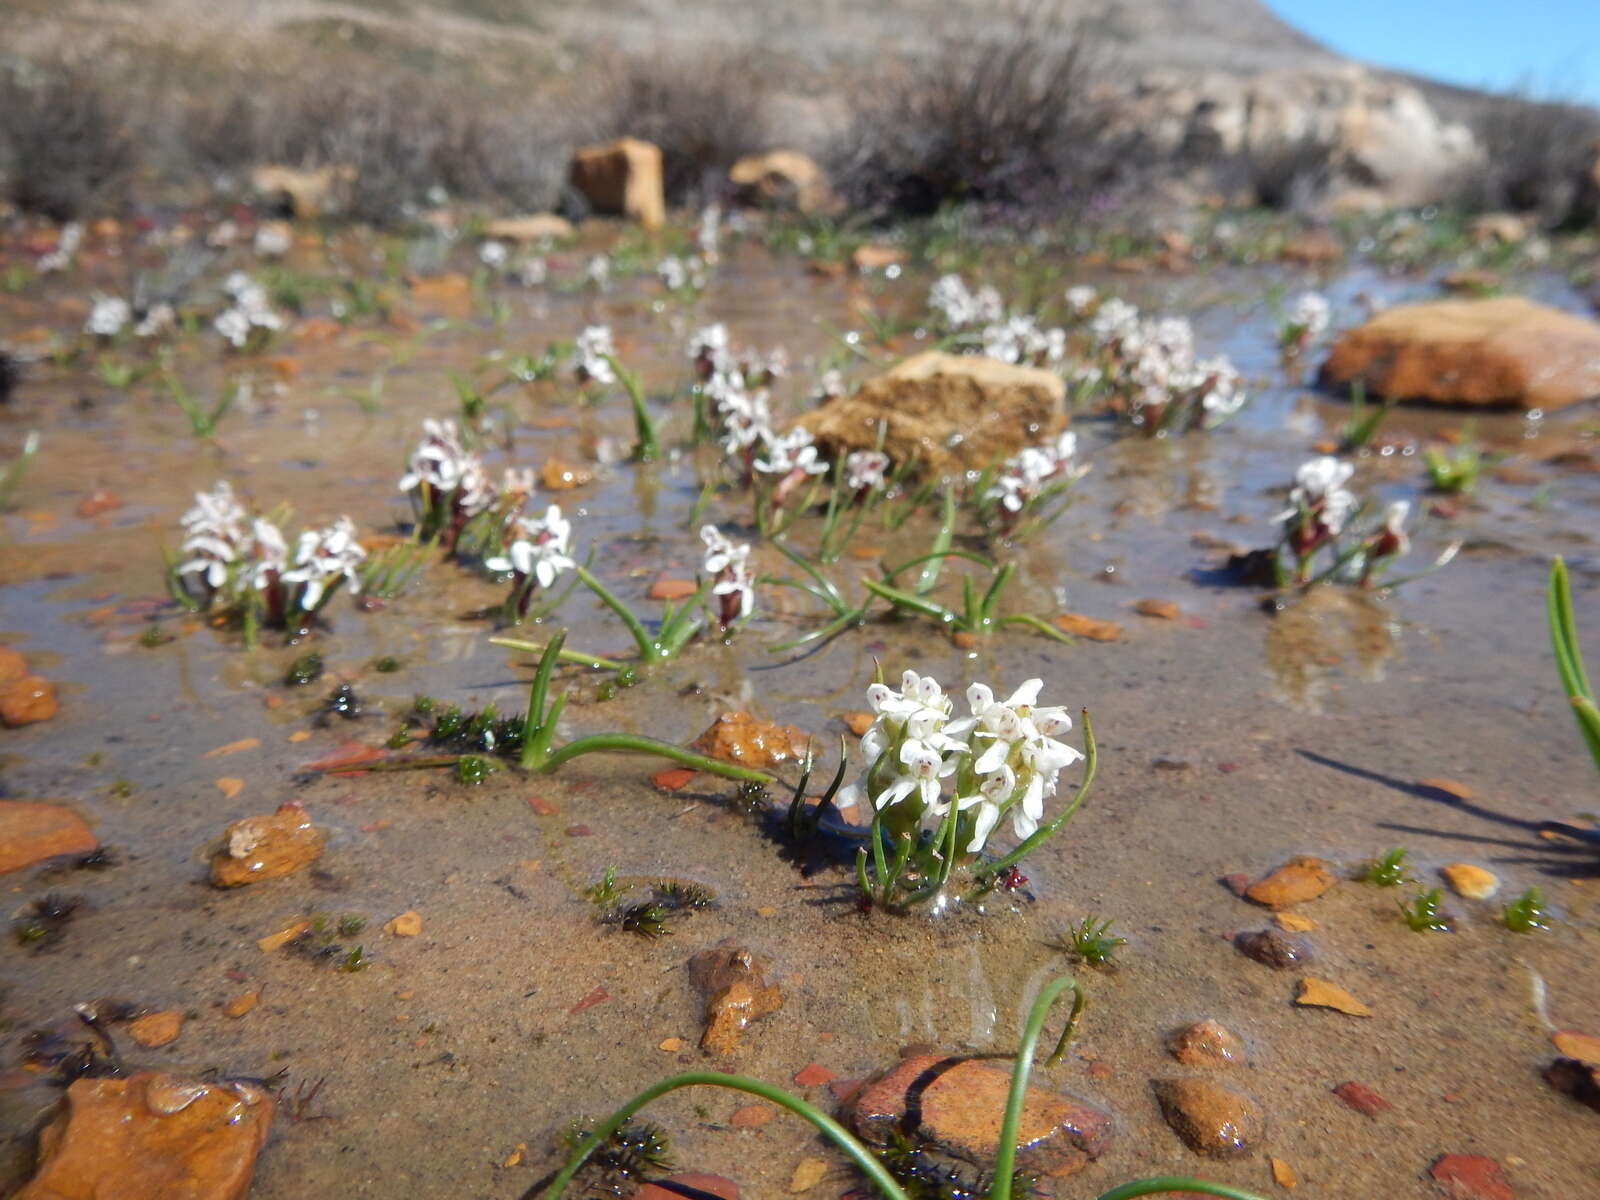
1265;1;1600;104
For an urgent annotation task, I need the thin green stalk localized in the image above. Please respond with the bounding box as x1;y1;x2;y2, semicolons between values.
999;614;1076;645
883;549;996;581
605;355;658;462
769;607;868;654
1092;1181;1270;1200
538;733;774;784
575;566;657;659
490;636;627;672
517;629;569;767
0;431;39;511
916;487;957;595
991;976;1085;1200
861;577;958;625
1549;556;1600;769
975;710;1097;884
539;1072;910;1200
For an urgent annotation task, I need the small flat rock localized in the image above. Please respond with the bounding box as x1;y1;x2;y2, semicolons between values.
1332;1080;1391;1116
1441;863;1499;900
1294;977;1372;1017
1245;857;1336;909
689;945;784;1055
793;1062;835;1087
1054;613;1123;642
648;577;699;601
730;1103;775;1128
1150;1078;1264;1158
690;712;812;769
840;711;874;736
384;910;423;937
128;1011;183;1049
636;1174;739;1200
1169;1020;1244;1067
1134;598;1181;620
1;675;58;726
1270;1156;1299;1187
541;457;594;491
1429;1153;1514;1200
849;1054;1112;1175
1235;928;1314;970
223;989;260;1019
209;803;324;887
0;801;97;875
1419;777;1474;799
257;921;311;953
1552;1029;1600;1067
16;1072;273;1200
0;646;27;683
484;213;574;243
1274;912;1316;933
788;1156;829;1193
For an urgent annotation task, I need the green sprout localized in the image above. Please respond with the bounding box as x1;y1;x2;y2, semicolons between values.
137;625;169;648
358;543;429;600
1358;847;1412;887
1398;887;1451;932
1502;887;1550;933
0;431;40;512
336;945;370;973
1422;438;1484;495
559;1116;672;1192
584;867;626;909
1058;916;1126;966
539;975;1268;1200
605;355;660;463
1548;557;1600;773
1338;381;1394;453
492;566;706;669
454;755;498;785
162;368;238;437
284;653;325;687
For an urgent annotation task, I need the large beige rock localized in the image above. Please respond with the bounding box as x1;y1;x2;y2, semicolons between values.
569;137;665;230
728;150;837;214
805;352;1067;476
18;1072;273;1200
249;165;356;220
1320;297;1600;411
0;801;96;875
484;213;575;243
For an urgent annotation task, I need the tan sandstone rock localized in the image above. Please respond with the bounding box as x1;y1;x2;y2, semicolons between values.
569;137;665;230
250;164;356;220
0;801;96;875
850;1054;1112;1176
17;1072;273;1200
690;712;812;770
208;802;324;888
805;352;1067;477
1150;1078;1264;1158
484;214;575;243
1;675;58;726
1320;297;1600;411
729;151;837;215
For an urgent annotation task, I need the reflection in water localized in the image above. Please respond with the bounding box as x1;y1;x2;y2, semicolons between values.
1265;585;1398;713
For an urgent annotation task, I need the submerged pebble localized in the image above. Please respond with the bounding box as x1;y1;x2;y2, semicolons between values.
1234;927;1315;969
1150;1077;1264;1158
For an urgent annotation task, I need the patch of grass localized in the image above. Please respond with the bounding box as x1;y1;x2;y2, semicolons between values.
0;64;137;219
1358;847;1412;887
1502;886;1550;932
1399;887;1451;932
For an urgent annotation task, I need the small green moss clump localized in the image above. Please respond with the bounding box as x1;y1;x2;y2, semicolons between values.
1058;916;1126;966
284;652;325;687
454;755;497;785
372;655;401;673
138;625;169;648
1399;887;1451;932
1502;886;1550;933
585;870;717;938
1358;847;1411;887
561;1116;672;1191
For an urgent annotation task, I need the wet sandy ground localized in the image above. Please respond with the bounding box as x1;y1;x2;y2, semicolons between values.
1;228;1598;1198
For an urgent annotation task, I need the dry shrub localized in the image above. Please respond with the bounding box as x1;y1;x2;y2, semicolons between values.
1448;90;1600;228
0;63;138;220
1234;135;1341;212
594;52;772;203
830;5;1138;219
184;70;567;223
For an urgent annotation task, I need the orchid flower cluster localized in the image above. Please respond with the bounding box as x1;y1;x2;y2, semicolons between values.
570;325;618;386
1075;296;1246;434
701;524;756;631
397;418;541;559
84;295;174;342
214;272;284;351
167;481;366;644
838;669;1093;911
1274;456;1458;588
927;275;1066;367
38;223;82;273
487;504;577;620
1278;291;1331;353
655;254;707;295
976;431;1089;536
686;323;788;461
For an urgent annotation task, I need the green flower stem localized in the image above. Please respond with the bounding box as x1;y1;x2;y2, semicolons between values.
917;487;957;595
861;577;958;626
537;733;774;784
990;976;1085;1200
883;549;995;581
769;606;868;654
489;636;627;672
1549;556;1600;769
575;566;658;659
605;355;658;462
1091;1180;1270;1200
999;613;1076;645
979;561;1015;618
975;710;1097;884
539;1072;910;1200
